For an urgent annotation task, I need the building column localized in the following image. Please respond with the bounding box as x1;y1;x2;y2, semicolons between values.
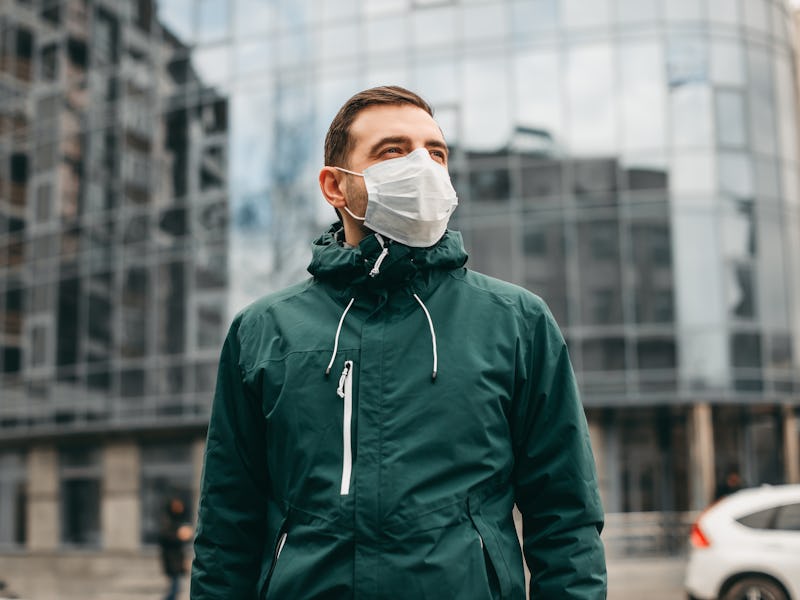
27;445;59;550
784;405;800;484
102;440;140;551
689;402;715;510
586;412;608;510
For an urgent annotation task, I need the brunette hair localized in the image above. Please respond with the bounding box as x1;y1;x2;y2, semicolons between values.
324;86;433;168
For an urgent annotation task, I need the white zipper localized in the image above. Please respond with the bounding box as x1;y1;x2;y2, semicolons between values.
336;360;354;495
275;531;287;560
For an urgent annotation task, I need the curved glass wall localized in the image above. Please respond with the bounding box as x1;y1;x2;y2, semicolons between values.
0;0;798;521
207;0;800;407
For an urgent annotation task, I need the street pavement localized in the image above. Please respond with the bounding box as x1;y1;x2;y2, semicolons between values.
3;554;688;599
607;555;687;600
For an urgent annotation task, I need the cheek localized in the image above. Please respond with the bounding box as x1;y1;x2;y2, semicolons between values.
345;178;369;209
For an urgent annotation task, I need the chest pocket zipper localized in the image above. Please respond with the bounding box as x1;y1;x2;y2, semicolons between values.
336;360;354;495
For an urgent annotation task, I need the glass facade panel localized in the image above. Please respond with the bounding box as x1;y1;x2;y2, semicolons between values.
463;3;506;42
619;41;665;152
463;57;510;150
665;0;704;22
748;45;777;156
615;0;659;25
715;91;747;148
562;0;610;29
710;39;745;86
566;44;616;154
718;152;753;200
707;0;740;26
510;0;558;37
513;50;563;147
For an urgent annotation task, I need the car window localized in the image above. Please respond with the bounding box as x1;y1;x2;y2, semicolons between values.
774;503;800;531
736;507;776;529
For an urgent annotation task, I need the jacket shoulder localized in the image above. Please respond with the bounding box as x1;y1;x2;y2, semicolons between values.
454;269;552;322
233;278;316;327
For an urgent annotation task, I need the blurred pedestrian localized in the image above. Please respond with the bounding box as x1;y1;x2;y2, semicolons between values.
159;497;193;600
191;86;606;599
715;466;745;500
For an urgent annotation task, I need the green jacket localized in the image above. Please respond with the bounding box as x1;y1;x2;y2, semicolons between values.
191;226;606;599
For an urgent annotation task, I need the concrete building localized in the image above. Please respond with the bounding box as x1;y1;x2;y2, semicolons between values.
0;0;800;597
0;0;226;595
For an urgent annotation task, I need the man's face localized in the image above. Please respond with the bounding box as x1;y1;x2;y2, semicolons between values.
339;103;449;220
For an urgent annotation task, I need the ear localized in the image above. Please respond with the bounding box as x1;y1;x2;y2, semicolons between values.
319;167;347;209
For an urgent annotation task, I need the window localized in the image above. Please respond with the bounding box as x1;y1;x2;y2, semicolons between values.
140;443;194;545
0;452;26;547
60;447;102;547
775;503;800;531
736;507;775;529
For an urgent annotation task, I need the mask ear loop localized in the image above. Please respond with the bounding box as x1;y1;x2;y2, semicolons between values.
333;167;367;222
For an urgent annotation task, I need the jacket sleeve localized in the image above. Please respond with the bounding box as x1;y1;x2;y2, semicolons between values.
191;317;269;599
512;307;607;599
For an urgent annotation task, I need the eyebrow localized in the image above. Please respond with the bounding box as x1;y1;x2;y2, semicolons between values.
368;136;449;158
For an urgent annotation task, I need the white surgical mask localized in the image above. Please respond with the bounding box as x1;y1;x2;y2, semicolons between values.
335;147;458;248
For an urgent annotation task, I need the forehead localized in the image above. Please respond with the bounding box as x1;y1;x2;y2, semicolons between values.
348;104;445;149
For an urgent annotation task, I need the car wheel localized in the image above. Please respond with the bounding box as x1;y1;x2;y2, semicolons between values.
721;577;788;600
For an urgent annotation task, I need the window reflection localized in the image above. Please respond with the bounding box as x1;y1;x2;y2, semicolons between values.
665;0;703;21
523;217;567;325
743;0;770;34
707;0;740;26
463;3;506;42
465;221;513;283
414;60;458;106
563;0;610;29
566;44;616;154
630;208;674;324
748;46;777;156
412;5;456;49
513;51;563;146
757;212;789;329
711;39;745;86
670;86;712;148
718;152;753;199
572;158;618;205
365;14;407;55
463;57;510;150
721;200;756;260
615;0;658;25
673;211;723;327
726;263;755;319
620;41;665;152
577;218;623;325
197;0;230;42
511;0;558;38
582;337;626;371
715;91;747;148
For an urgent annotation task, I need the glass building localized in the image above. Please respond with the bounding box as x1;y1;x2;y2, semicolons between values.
1;0;800;591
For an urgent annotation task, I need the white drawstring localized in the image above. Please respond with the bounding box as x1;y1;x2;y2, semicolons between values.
325;297;355;375
369;233;389;278
413;293;438;381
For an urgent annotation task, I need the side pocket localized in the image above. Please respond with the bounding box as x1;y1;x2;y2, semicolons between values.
468;500;512;599
257;519;288;599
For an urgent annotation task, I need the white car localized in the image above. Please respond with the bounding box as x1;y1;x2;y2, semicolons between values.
685;484;800;600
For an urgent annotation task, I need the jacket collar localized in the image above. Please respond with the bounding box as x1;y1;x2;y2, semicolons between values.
307;223;468;293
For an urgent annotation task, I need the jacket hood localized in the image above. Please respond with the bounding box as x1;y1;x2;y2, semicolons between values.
308;223;468;292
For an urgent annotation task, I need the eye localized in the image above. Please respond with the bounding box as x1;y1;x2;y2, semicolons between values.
382;147;403;156
429;149;447;163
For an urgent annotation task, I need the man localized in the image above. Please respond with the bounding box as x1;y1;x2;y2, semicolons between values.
159;497;193;600
191;86;606;599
